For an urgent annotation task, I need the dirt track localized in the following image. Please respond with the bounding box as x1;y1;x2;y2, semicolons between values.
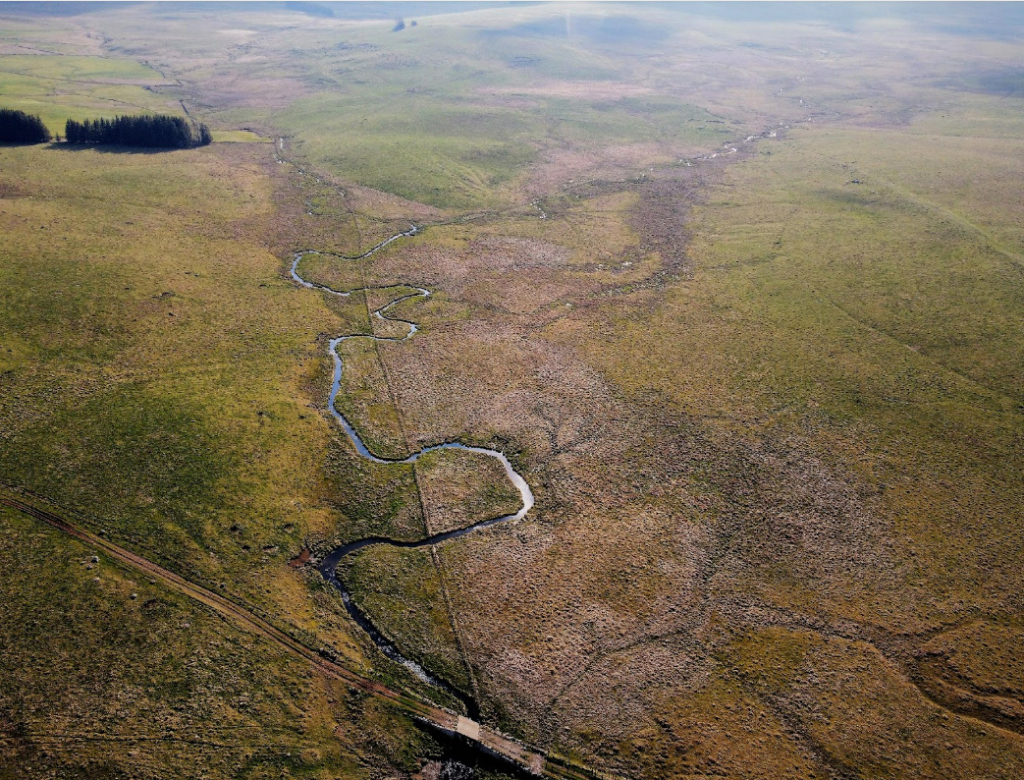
0;486;609;780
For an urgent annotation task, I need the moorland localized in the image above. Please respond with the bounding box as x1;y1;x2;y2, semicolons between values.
1;3;1023;779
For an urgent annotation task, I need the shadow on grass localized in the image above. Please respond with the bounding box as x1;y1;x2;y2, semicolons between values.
47;142;195;155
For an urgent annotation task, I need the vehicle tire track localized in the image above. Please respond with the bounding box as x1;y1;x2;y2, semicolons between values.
0;486;610;779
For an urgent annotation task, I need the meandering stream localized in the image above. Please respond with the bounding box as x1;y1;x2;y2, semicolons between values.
284;125;777;721
290;240;534;718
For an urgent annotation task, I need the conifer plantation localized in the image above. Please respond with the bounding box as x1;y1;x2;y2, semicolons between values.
0;108;51;144
64;113;212;148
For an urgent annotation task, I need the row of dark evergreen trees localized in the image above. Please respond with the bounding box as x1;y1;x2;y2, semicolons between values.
1;108;212;148
65;114;212;148
0;109;52;143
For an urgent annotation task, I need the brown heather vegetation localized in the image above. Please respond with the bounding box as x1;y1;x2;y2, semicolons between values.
308;107;1024;780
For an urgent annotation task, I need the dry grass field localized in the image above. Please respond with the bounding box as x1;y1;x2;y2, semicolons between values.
2;3;1024;779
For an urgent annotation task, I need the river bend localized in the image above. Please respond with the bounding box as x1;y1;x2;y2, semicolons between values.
290;239;534;718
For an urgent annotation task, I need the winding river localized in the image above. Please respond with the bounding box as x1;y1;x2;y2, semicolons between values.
284;125;776;721
290;236;534;719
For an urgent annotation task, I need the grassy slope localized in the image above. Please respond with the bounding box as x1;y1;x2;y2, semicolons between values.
562;108;1024;776
78;3;732;211
0;142;308;587
0;54;180;133
591;116;1024;619
0;504;432;780
0;137;451;774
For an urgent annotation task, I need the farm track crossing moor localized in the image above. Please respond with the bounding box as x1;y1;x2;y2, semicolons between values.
0;487;612;780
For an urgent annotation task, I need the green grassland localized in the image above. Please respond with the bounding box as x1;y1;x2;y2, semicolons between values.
548;104;1024;775
586;115;1024;622
345;543;474;695
274;86;727;210
45;3;736;210
212;129;271;143
0;138;466;774
335;337;412;457
0;504;437;780
2;3;1024;780
0;54;179;133
0;142;315;588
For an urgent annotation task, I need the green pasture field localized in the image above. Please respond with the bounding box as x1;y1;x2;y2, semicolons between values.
0;54;178;132
211;129;271;143
276;88;727;209
0;504;421;780
0;136;464;778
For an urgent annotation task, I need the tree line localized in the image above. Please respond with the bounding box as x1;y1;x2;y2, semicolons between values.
0;109;52;144
0;108;212;148
65;114;212;148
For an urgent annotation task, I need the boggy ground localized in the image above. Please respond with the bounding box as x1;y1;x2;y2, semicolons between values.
305;120;1024;779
